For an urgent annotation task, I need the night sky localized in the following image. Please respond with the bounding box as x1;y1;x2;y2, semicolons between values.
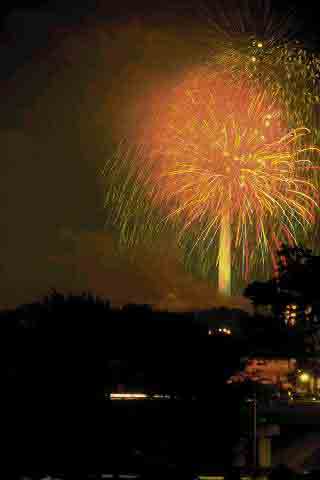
0;1;319;311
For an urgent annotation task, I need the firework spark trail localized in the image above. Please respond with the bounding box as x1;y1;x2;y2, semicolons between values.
213;45;320;139
199;0;320;146
102;142;168;250
202;0;295;42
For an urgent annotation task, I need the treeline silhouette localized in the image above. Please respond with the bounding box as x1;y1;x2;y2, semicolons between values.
245;244;320;317
0;291;250;477
1;291;251;404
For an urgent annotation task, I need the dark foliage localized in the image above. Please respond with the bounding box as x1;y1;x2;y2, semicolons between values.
244;244;320;308
243;245;320;355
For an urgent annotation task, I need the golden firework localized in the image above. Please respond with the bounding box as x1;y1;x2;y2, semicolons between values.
141;71;320;294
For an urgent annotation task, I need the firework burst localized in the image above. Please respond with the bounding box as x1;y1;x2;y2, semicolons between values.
213;42;320;140
102;2;320;295
199;0;320;145
131;71;320;294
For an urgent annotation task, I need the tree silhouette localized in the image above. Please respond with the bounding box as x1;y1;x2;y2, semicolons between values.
244;244;320;321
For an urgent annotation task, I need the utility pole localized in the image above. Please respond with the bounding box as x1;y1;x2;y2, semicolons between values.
246;390;257;474
252;391;257;472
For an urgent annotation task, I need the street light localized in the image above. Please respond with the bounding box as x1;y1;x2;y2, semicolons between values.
299;372;310;383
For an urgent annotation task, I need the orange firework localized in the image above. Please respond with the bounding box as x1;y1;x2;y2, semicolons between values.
138;70;320;294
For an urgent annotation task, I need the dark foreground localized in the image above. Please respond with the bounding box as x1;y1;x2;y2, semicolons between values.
2;399;241;479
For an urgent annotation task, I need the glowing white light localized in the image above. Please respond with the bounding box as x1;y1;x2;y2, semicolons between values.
110;393;147;400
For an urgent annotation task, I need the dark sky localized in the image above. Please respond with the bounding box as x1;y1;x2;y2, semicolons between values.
0;1;319;310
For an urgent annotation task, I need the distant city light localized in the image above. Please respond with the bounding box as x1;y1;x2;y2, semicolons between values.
299;372;310;383
284;304;299;326
208;327;232;336
110;393;147;400
108;393;173;400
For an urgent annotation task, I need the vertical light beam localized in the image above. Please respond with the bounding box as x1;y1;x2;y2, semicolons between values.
218;208;231;295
